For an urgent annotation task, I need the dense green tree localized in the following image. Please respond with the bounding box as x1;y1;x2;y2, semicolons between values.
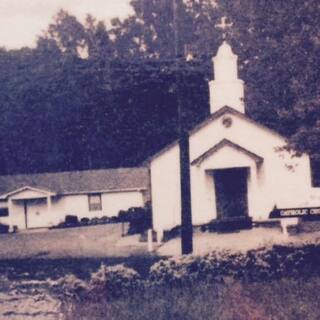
110;0;222;59
211;0;320;185
46;9;86;57
218;0;320;145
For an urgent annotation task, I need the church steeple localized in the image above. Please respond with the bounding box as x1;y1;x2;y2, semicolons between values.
209;41;245;114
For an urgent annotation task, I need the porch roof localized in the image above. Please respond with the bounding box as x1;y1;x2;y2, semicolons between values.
3;186;56;200
191;139;264;167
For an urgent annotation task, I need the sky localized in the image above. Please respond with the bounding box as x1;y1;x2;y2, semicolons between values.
0;0;133;49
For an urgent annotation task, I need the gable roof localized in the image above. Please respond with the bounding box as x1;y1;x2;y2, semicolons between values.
147;106;286;162
0;167;149;199
189;106;285;138
2;186;56;199
191;139;264;166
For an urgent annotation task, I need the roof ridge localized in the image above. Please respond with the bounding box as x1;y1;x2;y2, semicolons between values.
0;167;149;197
0;166;147;178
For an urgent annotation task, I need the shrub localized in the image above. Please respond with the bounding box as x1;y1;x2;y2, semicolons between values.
50;274;88;301
108;216;120;223
86;216;120;225
149;244;320;284
65;215;79;225
207;216;253;232
80;217;90;225
55;242;320;306
89;264;142;299
118;206;152;234
51;215;121;229
163;225;181;241
0;223;9;234
149;255;198;285
99;216;112;224
149;251;249;285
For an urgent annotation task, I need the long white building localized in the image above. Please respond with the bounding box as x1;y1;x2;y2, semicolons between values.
0;168;149;230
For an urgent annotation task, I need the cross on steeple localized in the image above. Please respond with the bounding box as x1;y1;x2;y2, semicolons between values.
216;17;233;39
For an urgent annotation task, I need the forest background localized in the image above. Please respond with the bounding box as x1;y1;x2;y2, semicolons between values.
0;0;319;180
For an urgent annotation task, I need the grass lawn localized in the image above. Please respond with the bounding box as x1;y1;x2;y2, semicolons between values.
0;223;148;260
64;277;320;320
157;227;320;255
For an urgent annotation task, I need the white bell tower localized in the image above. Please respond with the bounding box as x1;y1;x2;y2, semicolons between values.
209;41;245;114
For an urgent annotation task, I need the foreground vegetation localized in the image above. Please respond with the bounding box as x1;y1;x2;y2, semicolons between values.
64;277;320;320
47;242;320;319
1;241;320;319
2;240;320;319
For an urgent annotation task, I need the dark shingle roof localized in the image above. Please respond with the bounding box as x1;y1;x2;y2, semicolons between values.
0;167;149;197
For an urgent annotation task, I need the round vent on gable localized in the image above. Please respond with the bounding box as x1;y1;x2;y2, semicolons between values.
222;116;233;128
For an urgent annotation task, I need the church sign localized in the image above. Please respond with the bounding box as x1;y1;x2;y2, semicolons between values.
269;207;320;219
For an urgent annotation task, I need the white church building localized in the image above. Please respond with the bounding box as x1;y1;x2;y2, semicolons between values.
0;42;319;233
149;42;320;237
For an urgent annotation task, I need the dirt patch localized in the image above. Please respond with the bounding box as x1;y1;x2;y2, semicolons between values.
0;280;62;320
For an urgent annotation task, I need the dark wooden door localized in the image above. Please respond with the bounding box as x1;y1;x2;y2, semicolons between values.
214;167;248;219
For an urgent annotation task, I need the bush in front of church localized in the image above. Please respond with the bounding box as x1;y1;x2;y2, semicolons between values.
51;264;143;303
88;264;143;300
149;244;320;284
149;251;248;285
0;223;9;234
50;274;88;302
118;205;152;235
52;242;320;305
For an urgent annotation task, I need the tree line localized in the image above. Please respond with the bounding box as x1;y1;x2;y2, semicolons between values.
0;0;320;176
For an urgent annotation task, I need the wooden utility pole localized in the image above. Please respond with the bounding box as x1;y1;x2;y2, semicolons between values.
173;0;193;254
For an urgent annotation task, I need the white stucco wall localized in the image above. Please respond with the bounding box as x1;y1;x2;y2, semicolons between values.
150;145;181;232
150;110;313;233
0;190;145;230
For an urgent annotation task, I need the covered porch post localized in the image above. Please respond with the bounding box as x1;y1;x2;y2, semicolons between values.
47;195;52;214
7;198;13;215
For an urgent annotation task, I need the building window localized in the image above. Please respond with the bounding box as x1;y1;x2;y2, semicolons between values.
88;194;102;211
0;208;9;217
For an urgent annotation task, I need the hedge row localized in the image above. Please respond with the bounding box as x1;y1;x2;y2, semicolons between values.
51;206;151;234
51;241;320;301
